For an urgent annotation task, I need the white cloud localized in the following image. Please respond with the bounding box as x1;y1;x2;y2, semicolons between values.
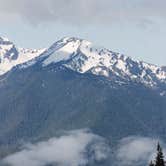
2;133;166;166
0;0;166;25
116;136;165;166
2;129;109;166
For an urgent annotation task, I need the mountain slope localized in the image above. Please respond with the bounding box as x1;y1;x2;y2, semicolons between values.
0;37;45;75
0;61;166;156
0;36;166;166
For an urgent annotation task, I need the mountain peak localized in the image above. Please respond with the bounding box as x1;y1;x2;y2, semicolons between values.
0;36;10;42
39;37;166;87
0;36;18;63
0;36;13;45
0;36;165;87
0;37;45;75
55;37;91;48
61;36;83;42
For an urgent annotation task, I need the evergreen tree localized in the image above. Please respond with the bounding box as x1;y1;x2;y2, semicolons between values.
154;143;165;166
149;161;154;166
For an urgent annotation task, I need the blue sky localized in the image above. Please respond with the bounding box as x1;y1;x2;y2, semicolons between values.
0;0;166;66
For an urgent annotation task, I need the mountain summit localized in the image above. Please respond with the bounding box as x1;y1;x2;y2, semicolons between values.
0;36;45;75
0;36;166;87
21;37;166;87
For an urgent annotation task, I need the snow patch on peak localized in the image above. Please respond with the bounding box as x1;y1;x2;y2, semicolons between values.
0;36;165;88
41;37;166;87
0;36;9;42
0;37;45;75
42;37;91;67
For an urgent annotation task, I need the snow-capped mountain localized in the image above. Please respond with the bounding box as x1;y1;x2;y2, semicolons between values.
1;36;166;87
38;37;166;87
0;36;166;166
0;37;45;75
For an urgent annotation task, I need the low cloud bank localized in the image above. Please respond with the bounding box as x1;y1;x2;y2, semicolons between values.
3;129;109;166
2;132;166;166
116;136;165;166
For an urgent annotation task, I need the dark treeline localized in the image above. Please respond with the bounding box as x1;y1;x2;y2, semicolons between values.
149;143;165;166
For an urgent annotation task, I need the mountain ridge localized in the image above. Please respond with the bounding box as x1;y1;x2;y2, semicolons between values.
20;37;166;87
0;36;166;87
0;36;45;75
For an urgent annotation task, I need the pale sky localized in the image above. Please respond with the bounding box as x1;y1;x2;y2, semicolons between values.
0;0;166;66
